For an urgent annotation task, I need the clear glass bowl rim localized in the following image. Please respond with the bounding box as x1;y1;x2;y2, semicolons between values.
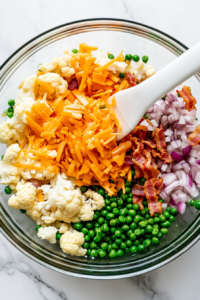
0;18;199;279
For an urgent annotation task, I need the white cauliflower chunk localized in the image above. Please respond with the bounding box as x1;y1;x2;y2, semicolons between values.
61;67;75;77
48;150;57;158
3;143;21;163
133;61;155;81
58;54;73;68
40;57;59;72
0;161;20;187
60;231;86;256
18;75;37;100
0;122;16;146
78;204;94;221
95;51;127;73
37;226;57;244
59;223;72;233
8;180;37;210
39;73;68;95
84;189;105;210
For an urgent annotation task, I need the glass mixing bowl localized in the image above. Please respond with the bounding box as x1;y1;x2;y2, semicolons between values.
0;19;199;279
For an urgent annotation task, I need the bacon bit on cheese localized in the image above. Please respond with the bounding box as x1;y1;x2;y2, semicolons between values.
188;124;200;146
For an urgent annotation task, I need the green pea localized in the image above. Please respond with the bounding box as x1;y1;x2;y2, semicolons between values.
110;219;117;227
101;224;109;232
125;216;133;223
112;208;119;215
86;222;93;229
110;202;117;209
91;249;98;257
109;249;117;258
121;224;129;231
166;207;171;212
106;206;112;212
125;247;130;254
8;99;15;106
153;217;160;224
195;199;200;210
189;200;195;206
126;229;133;237
88;230;95;238
84;235;91;242
120;242;126;249
110;227;116;233
126;239;132;247
98;217;105;225
125;180;131;187
154;213;159;217
112;242;119;250
119;216;126;223
72;49;78;53
127;198;133;203
152;228;159;236
104;236;111;242
98;250;106;257
138;244;145;251
145;225;153;233
160;221;171;228
133;204;140;211
134;239;140;246
160;228;168;234
153;224;159;230
158;198;164;203
4;186;12;195
20;209;26;214
90;241;98;249
140;209;146;216
169;215;175;223
73;223;83;231
83;242;90;249
101;210;108;217
80;186;86;193
170;207;178;215
94;223;100;228
144;214;150;219
133;55;140;62
140;177;146;185
134;229;141;236
147;218;154;225
101;242;108;250
152;237;159;244
126;204;133;210
143;200;147;207
145;233;152;239
130;222;137;230
106;213;114;220
130;233;137;241
56;232;62;240
98;188;105;196
130;246;137;253
1;155;4;160
7;112;14;118
142;56;149;63
87;249;91;255
128;209;136;217
104;194;109;199
108;54;115;60
163;211;170;219
125;187;131;193
121;194;127;201
93;213;98;220
108;245;112;253
159;215;166;223
105;199;110;206
144;114;148;119
35;224;41;231
119;73;125;78
138;221;147;228
157;232;163;239
131;169;135;177
140;229;146;235
125;54;133;61
117;249;124;256
115;230;122;237
134;215;141;223
143;239;151;247
117;199;124;207
8;107;14;113
115;238;122;245
128;192;133;198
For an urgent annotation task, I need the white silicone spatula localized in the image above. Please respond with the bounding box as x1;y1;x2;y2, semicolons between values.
113;42;200;140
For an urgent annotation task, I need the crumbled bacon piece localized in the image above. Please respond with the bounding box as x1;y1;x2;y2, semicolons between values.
133;195;144;210
154;125;166;150
68;78;78;91
188;124;200;146
132;184;145;196
177;86;197;111
152;149;173;163
142;139;156;148
124;156;134;165
134;164;143;178
144;179;162;216
126;72;136;87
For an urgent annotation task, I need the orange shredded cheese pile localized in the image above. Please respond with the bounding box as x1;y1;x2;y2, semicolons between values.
21;43;134;195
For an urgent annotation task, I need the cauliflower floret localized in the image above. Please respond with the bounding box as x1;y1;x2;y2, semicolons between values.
3;143;21;163
48;150;57;158
18;75;37;100
133;61;155;82
40;57;59;72
37;226;57;244
61;67;75;77
26;202;43;225
58;54;73;68
39;73;68;95
108;62;127;74
60;230;86;256
0;161;20;188
145;65;155;77
84;189;105;210
8;180;37;210
59;223;72;233
0;122;16;146
78;203;94;221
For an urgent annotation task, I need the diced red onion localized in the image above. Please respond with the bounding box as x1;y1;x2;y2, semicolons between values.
30;179;39;188
177;202;186;214
171;151;183;162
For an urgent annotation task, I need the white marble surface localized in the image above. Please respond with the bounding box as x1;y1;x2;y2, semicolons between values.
0;0;200;299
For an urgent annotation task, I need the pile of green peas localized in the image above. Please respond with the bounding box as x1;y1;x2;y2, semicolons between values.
73;180;180;259
3;99;15;119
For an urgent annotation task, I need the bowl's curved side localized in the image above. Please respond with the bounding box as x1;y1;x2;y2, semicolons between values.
0;18;200;279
